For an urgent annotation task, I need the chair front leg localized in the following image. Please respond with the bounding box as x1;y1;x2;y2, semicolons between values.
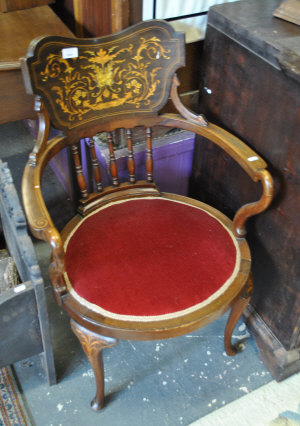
71;319;117;411
224;276;253;356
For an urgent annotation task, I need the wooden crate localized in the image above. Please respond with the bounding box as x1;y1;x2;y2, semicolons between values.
0;160;56;385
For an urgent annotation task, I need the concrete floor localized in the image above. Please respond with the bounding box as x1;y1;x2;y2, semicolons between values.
192;372;300;426
0;121;273;426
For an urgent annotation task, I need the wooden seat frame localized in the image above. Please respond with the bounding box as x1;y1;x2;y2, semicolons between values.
21;20;273;411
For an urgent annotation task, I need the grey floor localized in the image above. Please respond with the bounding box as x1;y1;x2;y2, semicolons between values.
0;121;272;426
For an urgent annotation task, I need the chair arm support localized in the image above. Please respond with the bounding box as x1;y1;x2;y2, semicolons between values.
233;169;273;237
22;162;67;304
159;114;274;235
46;227;67;301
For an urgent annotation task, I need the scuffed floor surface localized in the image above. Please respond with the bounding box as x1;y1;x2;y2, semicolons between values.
191;372;300;426
13;263;272;426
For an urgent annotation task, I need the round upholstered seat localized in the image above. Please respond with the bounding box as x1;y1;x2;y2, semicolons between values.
63;197;241;322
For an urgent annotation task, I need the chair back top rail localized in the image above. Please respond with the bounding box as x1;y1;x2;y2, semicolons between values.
21;20;185;132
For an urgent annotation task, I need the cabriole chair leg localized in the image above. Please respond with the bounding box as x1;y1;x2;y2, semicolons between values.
71;319;117;411
224;277;253;356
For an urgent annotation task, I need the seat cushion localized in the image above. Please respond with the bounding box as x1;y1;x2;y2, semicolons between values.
64;197;240;321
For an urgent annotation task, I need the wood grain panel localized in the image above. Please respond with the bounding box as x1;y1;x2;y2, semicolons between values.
0;0;53;12
0;5;73;122
0;6;73;67
195;25;300;351
72;0;129;37
0;69;34;123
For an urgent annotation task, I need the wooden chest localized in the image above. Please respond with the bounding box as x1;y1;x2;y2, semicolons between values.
192;0;300;380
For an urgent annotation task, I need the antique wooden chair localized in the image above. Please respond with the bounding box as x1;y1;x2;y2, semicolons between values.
21;20;273;411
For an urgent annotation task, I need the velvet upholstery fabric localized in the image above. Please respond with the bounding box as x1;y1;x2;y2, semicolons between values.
64;198;238;318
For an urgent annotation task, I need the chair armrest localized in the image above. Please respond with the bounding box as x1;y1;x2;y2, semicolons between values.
22;161;67;303
160;114;274;237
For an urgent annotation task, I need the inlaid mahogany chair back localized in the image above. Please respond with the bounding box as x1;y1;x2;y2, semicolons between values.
21;21;273;411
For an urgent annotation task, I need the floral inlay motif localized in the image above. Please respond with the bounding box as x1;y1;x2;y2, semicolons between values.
40;37;171;122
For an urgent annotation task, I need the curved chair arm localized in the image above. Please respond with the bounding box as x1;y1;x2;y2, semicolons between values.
232;169;273;237
22;138;67;304
159;114;274;237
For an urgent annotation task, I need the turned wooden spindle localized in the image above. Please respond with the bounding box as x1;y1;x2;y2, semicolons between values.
71;144;88;199
88;138;103;192
146;127;153;182
107;133;119;186
126;129;136;183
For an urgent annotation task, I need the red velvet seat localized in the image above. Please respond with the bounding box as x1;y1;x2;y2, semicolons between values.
64;197;239;320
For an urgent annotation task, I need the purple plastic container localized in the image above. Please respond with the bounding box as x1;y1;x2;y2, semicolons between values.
82;130;195;196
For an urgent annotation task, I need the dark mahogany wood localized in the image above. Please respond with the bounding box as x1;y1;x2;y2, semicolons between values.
20;20;274;410
22;20;185;131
